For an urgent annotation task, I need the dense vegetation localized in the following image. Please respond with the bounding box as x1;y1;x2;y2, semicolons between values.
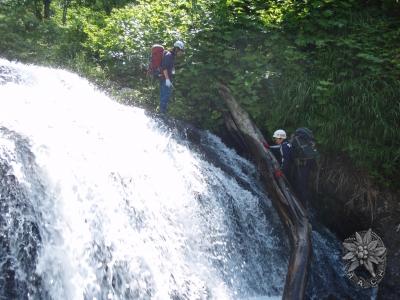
0;0;399;189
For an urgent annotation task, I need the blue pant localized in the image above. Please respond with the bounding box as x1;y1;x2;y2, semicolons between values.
160;79;172;114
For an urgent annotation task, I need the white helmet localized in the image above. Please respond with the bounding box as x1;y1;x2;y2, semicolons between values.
174;40;185;51
273;129;287;139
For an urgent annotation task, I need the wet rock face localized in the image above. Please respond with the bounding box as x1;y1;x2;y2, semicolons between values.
314;156;400;299
367;197;400;300
0;65;23;85
0;128;47;299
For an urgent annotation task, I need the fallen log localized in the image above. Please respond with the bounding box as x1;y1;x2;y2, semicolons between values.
218;83;312;300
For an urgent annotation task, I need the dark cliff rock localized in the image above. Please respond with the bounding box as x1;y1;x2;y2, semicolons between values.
315;155;400;300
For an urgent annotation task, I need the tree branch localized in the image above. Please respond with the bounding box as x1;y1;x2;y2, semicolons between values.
218;82;312;300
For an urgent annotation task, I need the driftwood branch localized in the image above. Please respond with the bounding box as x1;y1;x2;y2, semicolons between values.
218;83;312;300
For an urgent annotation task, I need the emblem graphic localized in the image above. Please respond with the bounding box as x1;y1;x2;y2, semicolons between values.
342;228;387;288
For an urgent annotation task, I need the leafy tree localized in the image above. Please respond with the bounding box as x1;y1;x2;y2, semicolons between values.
0;0;398;188
75;0;137;14
43;0;51;18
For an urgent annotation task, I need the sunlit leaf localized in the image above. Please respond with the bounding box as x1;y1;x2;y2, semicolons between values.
343;252;355;260
363;229;372;244
355;232;363;244
367;240;378;251
365;260;376;277
373;247;386;257
368;256;381;265
348;260;359;272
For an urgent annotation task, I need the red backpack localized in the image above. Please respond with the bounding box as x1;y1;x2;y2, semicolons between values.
147;44;165;78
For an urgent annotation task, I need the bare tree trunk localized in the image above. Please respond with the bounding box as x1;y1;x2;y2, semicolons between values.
218;83;312;300
43;0;51;19
62;0;71;24
33;0;42;20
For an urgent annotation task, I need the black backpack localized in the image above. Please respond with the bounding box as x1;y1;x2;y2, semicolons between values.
290;127;319;162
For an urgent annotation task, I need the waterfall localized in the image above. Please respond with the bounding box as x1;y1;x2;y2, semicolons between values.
0;59;373;300
0;59;288;299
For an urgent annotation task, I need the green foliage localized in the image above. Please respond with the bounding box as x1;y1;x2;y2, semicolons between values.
0;3;61;64
74;0;135;14
255;0;400;188
0;0;399;189
79;0;194;99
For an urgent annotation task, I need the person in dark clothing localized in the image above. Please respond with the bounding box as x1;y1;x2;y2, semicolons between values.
159;40;185;114
290;128;319;209
270;129;292;179
292;159;313;209
271;128;315;210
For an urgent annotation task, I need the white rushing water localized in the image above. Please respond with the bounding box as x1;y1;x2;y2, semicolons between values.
0;59;288;300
